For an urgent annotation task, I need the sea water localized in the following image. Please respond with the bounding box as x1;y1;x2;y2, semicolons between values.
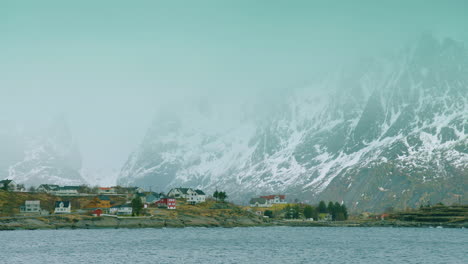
0;227;466;264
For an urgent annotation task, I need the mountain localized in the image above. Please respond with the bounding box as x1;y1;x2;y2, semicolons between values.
1;117;85;186
118;35;467;211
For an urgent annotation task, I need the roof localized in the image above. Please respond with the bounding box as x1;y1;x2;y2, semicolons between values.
260;195;286;200
174;188;191;194
249;198;267;204
58;186;80;190
55;201;71;207
195;190;205;195
146;193;162;203
98;187;113;190
111;203;132;208
0;179;13;185
38;184;59;190
97;195;110;201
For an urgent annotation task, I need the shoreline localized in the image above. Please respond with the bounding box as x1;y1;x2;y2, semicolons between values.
1;215;466;231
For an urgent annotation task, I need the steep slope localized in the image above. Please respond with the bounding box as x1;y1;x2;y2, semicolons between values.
1;118;85;186
118;35;467;211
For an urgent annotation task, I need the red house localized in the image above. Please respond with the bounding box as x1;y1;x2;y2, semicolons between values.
155;198;176;210
92;208;103;217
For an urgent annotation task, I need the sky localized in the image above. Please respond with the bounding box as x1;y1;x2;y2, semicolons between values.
1;0;467;184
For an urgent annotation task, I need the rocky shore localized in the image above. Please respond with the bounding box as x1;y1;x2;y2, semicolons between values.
1;215;466;231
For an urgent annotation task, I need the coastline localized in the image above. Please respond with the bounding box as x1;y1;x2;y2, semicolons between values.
1;215;466;231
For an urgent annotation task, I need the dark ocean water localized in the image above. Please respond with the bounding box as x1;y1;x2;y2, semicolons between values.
0;227;466;264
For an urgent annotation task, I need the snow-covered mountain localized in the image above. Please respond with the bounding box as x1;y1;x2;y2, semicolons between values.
118;35;467;211
1;117;85;186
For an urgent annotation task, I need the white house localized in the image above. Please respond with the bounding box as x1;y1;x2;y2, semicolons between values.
37;184;59;193
249;197;271;207
110;204;133;215
260;195;287;205
54;201;71;214
167;188;206;205
0;179;17;191
193;190;206;204
20;200;41;213
52;186;80;196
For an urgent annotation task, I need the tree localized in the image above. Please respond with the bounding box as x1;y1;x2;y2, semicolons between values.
311;207;319;220
218;191;228;202
28;186;36;192
334;202;344;221
78;184;91;194
342;204;348;220
303;205;314;219
17;184;25;192
113;185;126;194
131;196;143;216
292;205;301;219
90;186;99;194
213;190;219;201
264;210;273;218
318;201;327;213
284;205;292;219
327;201;335;219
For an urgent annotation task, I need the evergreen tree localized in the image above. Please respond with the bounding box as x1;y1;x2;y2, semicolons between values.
327;201;335;219
311;207;319;220
264;210;273;218
303;205;314;219
342;204;348;220
292;205;301;219
218;191;227;202
213;190;219;201
131;196;143;216
284;205;293;219
318;201;327;213
334;202;344;221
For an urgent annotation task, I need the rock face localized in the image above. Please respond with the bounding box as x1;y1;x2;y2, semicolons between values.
118;35;467;211
1;117;85;186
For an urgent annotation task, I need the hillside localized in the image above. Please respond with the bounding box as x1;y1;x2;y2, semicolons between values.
118;35;467;212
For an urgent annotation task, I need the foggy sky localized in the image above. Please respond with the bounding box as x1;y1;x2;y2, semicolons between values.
1;0;467;184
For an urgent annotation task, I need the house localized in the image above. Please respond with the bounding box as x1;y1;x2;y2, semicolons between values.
155;198;176;209
20;200;41;213
54;201;71;214
52;186;80;196
381;213;390;220
145;192;164;204
110;204;133;215
92;208;103;217
167;187;192;199
134;192;148;203
0;179;17;191
126;187;144;194
37;184;59;193
167;188;206;205
249;197;271;207
260;195;286;205
98;187;116;195
193;190;206;204
86;196;111;209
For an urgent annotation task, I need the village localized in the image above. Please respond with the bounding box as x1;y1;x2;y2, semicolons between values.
2;178;466;229
0;178;346;221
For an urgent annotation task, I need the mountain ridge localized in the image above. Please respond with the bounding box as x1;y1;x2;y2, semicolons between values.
119;35;467;211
